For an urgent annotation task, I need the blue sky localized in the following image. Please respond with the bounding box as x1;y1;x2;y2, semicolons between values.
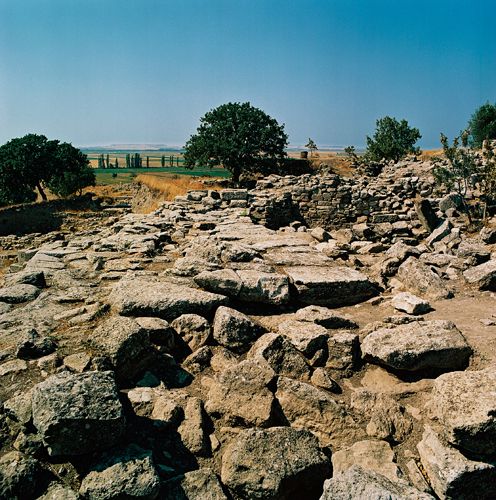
1;0;495;150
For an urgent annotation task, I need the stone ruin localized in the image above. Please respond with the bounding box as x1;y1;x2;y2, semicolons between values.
0;156;495;499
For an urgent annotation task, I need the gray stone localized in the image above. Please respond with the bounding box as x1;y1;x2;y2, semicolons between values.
88;316;153;381
3;270;46;288
63;352;93;373
391;292;431;315
294;305;358;329
397;257;451;300
37;481;81;500
236;270;290;305
0;359;28;376
13;431;44;456
417;426;496;500
439;193;463;212
108;280;229;321
310;227;332;242
162;468;228;500
221;427;330;500
332;440;405;483
171;314;211;352
362;320;472;372
278;320;329;358
205;358;276;428
0;284;41;304
4;392;33;429
320;464;435;500
172;257;222;277
426;220;453;247
247;332;312;382
213;306;266;353
0;451;40;500
326;332;360;374
194;268;243;297
432;368;496;455
79;444;160;500
151;396;182;430
16;328;56;359
32;371;125;456
284;266;375;306
275;376;360;447
463;259;496;291
135;317;175;348
310;368;341;392
178;398;208;456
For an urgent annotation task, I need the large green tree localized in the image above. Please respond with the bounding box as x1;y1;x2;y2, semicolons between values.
366;116;421;163
0;133;95;205
466;101;496;150
184;102;289;182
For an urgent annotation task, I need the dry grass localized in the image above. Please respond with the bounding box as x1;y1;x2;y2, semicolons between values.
419;149;444;161
134;175;225;202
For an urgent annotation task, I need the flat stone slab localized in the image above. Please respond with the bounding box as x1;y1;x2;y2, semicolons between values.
432;368;496;455
236;270;290;305
0;284;41;304
283;266;376;306
362;320;472;372
108;280;229;321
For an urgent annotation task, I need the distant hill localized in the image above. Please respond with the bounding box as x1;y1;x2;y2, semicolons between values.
79;144;184;151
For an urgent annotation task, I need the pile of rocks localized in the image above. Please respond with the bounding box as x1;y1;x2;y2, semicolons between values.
0;171;495;499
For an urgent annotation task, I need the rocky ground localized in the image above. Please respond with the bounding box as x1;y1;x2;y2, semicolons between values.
0;166;496;499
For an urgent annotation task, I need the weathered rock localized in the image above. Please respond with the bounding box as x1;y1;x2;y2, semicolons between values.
79;444;160;500
362;320;472;372
463;259;496;291
212;306;267;353
172;257;222;277
171;314;211;352
108;280;229;321
278;320;329;358
3;270;46;288
310;227;332;242
205;358;276;428
426;220;453;247
326;332;360;375
13;431;44;456
0;284;41;304
0;451;40;500
418;426;496;500
162;468;228;500
221;426;330;500
194;268;243;297
275;376;360;447
32;371;125;456
16;328;56;359
432;368;496;455
320;464;435;500
127;387;155;417
63;352;91;373
284;266;376;306
391;291;431;315
37;481;81;500
397;257;451;300
88;316;153;381
135;317;175;348
332;440;405;483
294;305;358;329
310;367;341;393
350;391;413;442
236;270;290;305
4;391;33;430
151;396;182;430
178;397;208;456
247;332;312;382
0;359;28;376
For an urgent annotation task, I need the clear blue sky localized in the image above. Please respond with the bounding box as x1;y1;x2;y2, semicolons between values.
1;0;495;150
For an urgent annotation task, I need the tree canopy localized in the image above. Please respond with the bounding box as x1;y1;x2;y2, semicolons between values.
183;102;289;183
466;101;496;150
0;134;95;205
365;116;421;163
305;138;318;157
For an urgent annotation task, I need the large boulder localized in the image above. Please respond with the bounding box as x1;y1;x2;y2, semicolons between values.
397;257;451;300
320;464;435;500
0;284;41;304
108;280;229;321
277;320;329;358
463;259;496;291
212;306;267;353
275;376;361;447
236;270;290;305
161;468;228;500
32;371;125;456
205;358;276;428
283;266;376;306
194;269;243;297
170;314;211;352
79;444;160;500
221;426;330;500
417;426;496;500
0;451;40;500
88;316;154;381
361;320;472;372
431;368;496;455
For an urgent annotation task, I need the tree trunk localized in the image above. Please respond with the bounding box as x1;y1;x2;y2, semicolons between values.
36;182;47;201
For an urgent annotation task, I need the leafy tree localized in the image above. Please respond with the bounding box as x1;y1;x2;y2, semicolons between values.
305;138;318;157
365;116;421;163
0;133;95;204
184;102;288;183
432;133;476;223
465;102;496;150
